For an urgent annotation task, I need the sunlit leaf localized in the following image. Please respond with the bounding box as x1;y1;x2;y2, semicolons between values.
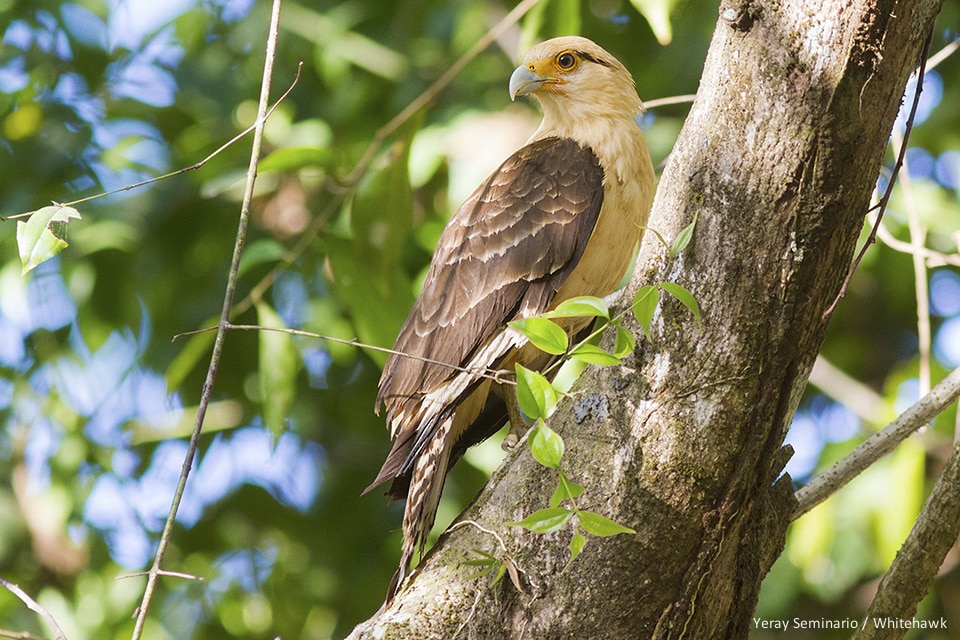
350;114;417;275
17;205;81;275
508;507;574;534
510;317;568;355
569;531;586;561
569;343;620;366
554;0;582;36
550;473;585;508
529;424;564;468
632;285;659;339
613;324;636;358
515;364;558;421
257;302;300;440
259;146;337;173
578;510;636;537
660;282;702;327
877;441;924;564
543;296;609;320
628;0;678;45
670;211;698;257
325;237;412;367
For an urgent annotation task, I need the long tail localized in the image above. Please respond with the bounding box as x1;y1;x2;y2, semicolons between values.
385;416;454;604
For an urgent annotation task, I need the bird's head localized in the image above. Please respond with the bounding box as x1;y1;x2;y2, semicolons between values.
509;36;642;124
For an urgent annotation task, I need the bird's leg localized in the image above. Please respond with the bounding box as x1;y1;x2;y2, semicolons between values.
500;373;530;451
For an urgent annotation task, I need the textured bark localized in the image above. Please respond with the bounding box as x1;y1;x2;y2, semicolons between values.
348;0;945;638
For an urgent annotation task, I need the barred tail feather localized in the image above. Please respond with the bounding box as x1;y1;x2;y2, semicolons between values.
384;416;454;605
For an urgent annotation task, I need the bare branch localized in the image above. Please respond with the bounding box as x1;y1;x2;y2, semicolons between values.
0;628;48;640
129;1;285;637
873;215;960;267
794;366;960;519
0;577;68;640
643;94;697;109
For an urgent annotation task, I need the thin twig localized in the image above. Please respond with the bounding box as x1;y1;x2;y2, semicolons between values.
926;36;960;71
0;577;68;640
129;2;285;638
0;628;47;640
643;94;697;109
892;128;932;397
117;569;205;581
179;323;518;386
823;30;934;318
2;65;302;222
873;215;960;266
793;366;960;520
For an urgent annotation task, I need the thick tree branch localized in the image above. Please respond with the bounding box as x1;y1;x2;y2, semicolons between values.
853;433;960;639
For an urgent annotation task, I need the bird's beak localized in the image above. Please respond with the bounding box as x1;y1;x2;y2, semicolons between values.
509;65;545;101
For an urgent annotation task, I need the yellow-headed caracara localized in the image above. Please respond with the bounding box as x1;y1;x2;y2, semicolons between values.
366;36;655;603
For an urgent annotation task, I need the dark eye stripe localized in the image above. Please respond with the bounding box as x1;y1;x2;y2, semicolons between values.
576;50;611;67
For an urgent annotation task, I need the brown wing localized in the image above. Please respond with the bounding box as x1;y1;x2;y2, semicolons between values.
378;136;604;411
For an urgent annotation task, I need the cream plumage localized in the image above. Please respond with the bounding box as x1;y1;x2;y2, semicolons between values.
367;36;655;603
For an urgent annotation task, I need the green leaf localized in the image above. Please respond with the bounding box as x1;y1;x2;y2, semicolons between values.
660;282;702;327
613;324;636;359
554;0;582;36
632;285;659;339
641;225;670;251
508;507;574;534
509;317;568;355
529;424;564;468
569;531;586;561
259;146;337;173
542;296;610;320
515;364;558;421
349;114;417;277
569;343;620;366
303;297;358;366
324;237;413;367
628;0;679;45
669;211;698;258
550;473;585;508
257;302;300;440
578;510;636;537
16;205;81;274
238;239;286;277
462;550;499;580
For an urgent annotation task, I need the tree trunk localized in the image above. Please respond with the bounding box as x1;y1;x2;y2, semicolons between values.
347;0;945;637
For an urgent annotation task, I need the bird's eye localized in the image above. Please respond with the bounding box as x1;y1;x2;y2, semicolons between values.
557;52;577;70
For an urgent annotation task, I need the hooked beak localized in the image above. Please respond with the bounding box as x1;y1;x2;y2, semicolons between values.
509;65;545;101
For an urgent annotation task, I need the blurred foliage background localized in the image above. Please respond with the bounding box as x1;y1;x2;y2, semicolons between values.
0;0;959;638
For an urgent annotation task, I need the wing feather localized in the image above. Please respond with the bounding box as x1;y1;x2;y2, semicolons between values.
378;136;604;411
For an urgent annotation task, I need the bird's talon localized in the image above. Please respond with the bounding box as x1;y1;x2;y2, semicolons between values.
501;422;529;451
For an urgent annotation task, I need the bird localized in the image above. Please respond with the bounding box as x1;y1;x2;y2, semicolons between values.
365;35;655;604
